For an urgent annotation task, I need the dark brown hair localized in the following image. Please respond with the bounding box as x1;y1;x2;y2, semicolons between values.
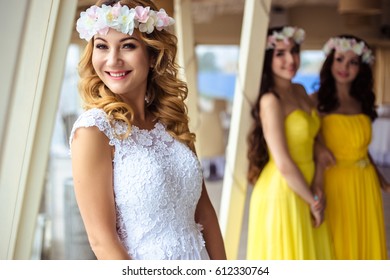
317;34;377;120
247;26;301;185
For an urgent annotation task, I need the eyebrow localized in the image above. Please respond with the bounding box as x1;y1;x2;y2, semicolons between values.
94;36;139;43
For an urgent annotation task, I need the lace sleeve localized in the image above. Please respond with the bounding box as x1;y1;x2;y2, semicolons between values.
69;108;116;149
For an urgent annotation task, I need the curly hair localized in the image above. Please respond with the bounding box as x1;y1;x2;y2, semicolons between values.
247;26;301;185
317;34;377;121
77;0;196;150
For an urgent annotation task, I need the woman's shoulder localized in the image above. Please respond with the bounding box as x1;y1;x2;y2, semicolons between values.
70;108;114;146
259;91;282;112
74;108;111;127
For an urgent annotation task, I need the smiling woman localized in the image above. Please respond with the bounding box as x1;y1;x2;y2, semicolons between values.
246;26;335;260
69;0;226;260
311;34;389;260
92;32;152;100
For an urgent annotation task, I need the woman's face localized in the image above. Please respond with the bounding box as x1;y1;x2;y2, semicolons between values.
271;39;300;81
331;50;360;85
92;28;152;100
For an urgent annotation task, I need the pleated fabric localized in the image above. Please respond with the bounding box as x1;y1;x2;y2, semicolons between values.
247;110;334;260
321;114;388;259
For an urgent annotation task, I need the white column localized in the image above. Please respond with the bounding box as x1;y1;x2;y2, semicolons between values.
219;0;271;260
174;0;200;141
0;0;77;259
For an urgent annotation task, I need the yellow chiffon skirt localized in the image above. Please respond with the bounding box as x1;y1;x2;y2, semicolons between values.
324;162;387;259
247;161;334;260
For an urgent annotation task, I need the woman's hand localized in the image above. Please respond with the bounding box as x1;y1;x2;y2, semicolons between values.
312;185;326;213
315;141;335;169
310;198;323;228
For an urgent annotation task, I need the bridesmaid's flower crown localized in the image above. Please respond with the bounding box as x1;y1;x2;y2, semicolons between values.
76;3;175;41
323;37;374;65
266;26;306;50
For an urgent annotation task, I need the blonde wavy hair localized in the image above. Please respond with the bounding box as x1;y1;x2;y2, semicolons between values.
77;0;196;150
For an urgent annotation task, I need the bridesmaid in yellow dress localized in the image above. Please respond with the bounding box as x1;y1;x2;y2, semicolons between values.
246;26;334;260
311;34;390;259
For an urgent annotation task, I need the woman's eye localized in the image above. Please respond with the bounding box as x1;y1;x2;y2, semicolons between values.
351;60;360;66
123;43;137;49
335;57;343;62
95;44;107;49
275;50;284;57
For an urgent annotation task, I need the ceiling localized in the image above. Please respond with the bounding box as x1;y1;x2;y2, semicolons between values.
75;0;340;25
73;0;388;45
76;0;340;14
272;0;339;8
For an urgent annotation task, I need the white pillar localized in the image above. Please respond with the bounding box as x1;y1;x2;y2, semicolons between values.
0;0;77;259
219;0;271;260
174;0;201;142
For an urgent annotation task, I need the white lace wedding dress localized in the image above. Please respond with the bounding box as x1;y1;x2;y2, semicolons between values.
70;108;210;260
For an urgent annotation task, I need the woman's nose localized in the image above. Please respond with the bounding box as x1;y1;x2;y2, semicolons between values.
340;61;349;70
107;50;123;66
285;52;294;63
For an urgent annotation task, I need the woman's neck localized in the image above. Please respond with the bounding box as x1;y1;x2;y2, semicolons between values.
335;82;352;100
273;79;293;97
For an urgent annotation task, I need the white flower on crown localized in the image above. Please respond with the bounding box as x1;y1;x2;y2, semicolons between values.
322;37;374;65
266;26;306;50
76;3;175;41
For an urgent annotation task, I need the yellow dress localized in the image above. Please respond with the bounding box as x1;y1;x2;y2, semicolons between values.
321;114;388;259
247;109;334;259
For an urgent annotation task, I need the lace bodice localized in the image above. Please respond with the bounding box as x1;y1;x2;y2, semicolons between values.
69;108;208;260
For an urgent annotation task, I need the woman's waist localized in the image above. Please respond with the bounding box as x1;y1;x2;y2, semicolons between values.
333;156;371;168
268;157;314;166
123;222;204;248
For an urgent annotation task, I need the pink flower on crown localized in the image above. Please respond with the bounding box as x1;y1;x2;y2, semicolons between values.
76;5;100;41
135;6;150;23
76;3;175;41
139;15;156;33
156;9;175;30
266;27;305;50
322;37;374;65
134;6;156;33
323;39;335;54
93;4;122;36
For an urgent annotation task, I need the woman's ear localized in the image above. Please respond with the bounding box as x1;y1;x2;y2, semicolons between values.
149;56;156;68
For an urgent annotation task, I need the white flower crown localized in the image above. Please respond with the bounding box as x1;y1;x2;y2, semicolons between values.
76;3;175;41
266;26;306;50
323;37;374;65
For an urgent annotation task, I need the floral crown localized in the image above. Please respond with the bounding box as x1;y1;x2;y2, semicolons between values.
76;3;175;41
323;37;374;65
266;26;306;50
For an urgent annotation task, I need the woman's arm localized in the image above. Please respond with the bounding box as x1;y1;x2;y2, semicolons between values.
311;137;336;209
71;126;131;260
260;94;321;226
195;182;227;260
